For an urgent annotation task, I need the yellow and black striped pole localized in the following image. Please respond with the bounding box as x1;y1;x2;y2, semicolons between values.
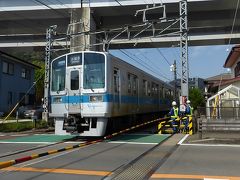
158;121;166;134
188;116;193;135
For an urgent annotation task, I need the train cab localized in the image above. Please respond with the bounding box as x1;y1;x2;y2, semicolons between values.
50;51;109;136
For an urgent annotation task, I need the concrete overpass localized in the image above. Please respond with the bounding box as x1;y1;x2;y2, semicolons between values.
0;0;239;52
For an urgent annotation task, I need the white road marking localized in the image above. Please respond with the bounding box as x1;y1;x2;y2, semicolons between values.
0;141;54;144
10;134;28;137
64;141;85;144
177;134;189;145
108;141;158;145
181;143;240;148
204;178;229;180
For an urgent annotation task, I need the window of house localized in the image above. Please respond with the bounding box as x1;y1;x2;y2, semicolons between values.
8;92;13;106
2;61;14;75
21;68;31;79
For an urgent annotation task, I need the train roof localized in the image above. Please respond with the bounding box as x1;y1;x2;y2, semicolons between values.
106;52;173;88
52;51;173;89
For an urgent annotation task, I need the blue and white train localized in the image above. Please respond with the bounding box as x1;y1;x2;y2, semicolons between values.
49;51;174;136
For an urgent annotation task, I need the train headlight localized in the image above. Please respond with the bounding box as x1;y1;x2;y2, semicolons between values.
53;97;62;103
90;95;103;102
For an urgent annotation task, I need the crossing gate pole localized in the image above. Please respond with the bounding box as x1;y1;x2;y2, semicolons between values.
188;116;193;135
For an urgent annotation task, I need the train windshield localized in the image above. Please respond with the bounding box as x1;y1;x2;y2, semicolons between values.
51;56;66;92
83;53;105;90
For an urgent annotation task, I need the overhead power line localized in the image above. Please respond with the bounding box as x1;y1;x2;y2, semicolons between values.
114;0;123;6
119;49;171;81
228;0;240;45
32;0;69;18
136;49;170;78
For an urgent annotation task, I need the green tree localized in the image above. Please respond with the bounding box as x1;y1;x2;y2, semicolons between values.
189;87;205;109
32;60;45;104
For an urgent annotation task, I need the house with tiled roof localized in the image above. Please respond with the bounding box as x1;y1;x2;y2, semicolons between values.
206;45;240;119
222;45;240;88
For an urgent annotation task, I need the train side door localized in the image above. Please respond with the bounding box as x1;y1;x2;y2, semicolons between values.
113;68;121;109
66;67;82;113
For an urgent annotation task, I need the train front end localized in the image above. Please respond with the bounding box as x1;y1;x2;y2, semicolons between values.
50;51;109;136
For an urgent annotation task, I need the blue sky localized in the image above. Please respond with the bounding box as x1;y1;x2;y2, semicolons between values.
110;44;234;82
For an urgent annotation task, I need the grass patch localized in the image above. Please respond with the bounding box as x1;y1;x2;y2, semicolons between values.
0;120;48;132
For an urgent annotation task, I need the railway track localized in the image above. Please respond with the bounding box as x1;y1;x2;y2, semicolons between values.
0;136;82;159
0;117;169;169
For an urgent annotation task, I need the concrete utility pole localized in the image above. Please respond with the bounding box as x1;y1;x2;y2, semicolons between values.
179;0;189;107
170;60;177;101
69;7;96;52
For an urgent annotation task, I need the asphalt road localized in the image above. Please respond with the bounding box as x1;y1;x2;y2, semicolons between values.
151;143;240;180
0;134;240;180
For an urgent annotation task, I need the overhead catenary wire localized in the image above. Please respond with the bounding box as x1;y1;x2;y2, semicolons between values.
114;0;123;6
126;49;170;80
119;49;171;81
149;38;182;77
228;0;240;45
136;49;170;78
32;0;70;17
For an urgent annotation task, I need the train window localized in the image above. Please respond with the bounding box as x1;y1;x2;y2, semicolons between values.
133;75;138;95
83;53;105;89
162;87;165;98
128;74;131;94
51;56;66;92
143;80;147;96
152;82;156;96
156;84;159;97
165;89;170;98
147;81;151;96
67;53;82;66
70;70;79;90
159;86;163;98
114;68;120;93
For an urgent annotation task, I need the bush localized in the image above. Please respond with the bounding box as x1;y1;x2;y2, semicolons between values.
189;87;205;109
0;120;49;132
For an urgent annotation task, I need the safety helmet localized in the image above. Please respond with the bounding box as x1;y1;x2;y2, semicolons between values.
172;101;177;106
187;100;191;104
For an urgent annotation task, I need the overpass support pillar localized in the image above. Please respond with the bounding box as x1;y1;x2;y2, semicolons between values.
69;8;97;52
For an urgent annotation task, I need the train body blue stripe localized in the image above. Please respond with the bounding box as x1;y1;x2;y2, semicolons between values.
51;94;170;106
